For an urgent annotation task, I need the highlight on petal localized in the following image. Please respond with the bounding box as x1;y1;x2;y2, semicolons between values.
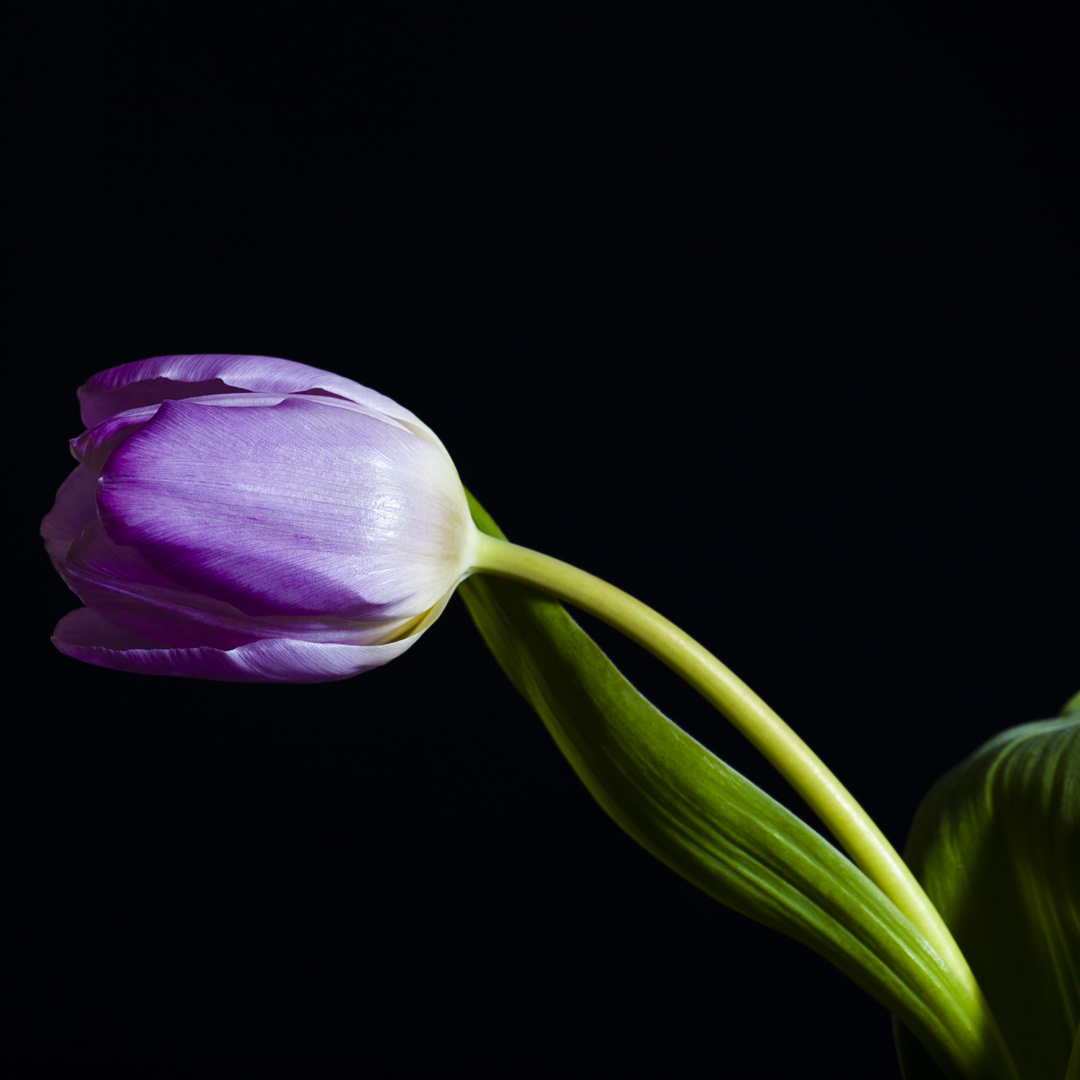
94;396;474;620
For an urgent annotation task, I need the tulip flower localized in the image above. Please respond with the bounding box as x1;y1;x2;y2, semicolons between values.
42;354;479;682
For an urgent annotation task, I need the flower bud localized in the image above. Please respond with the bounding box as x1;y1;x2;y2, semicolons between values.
42;355;478;681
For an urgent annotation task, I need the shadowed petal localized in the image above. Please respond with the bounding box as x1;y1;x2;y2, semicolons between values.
52;608;423;682
41;465;98;564
53;515;429;649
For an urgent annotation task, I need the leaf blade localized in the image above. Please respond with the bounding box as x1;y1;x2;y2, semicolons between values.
459;491;1009;1080
900;700;1080;1079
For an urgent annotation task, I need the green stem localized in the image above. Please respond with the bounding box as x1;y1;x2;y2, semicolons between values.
472;531;1019;1080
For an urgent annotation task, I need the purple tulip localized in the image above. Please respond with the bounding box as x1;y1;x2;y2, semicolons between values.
42;355;478;682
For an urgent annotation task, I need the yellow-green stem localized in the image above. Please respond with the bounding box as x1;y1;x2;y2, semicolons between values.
472;531;1019;1080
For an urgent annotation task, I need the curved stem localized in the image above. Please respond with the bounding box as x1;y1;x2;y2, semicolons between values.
473;531;1018;1079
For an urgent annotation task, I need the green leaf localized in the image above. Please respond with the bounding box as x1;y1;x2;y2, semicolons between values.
458;491;1012;1080
898;696;1080;1080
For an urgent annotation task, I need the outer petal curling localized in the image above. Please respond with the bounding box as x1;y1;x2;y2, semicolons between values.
78;354;443;447
51;609;424;683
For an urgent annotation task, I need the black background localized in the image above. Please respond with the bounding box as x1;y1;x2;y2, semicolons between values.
12;3;1078;1075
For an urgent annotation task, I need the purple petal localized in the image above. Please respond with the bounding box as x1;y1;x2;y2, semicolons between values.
78;355;440;446
52;608;424;683
69;403;163;474
71;392;418;476
95;396;473;621
51;500;447;649
52;509;436;649
50;515;284;649
41;464;99;565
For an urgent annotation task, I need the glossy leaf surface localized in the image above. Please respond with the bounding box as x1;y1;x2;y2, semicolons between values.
898;696;1080;1080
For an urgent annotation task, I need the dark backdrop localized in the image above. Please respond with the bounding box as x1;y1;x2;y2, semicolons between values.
12;4;1078;1075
